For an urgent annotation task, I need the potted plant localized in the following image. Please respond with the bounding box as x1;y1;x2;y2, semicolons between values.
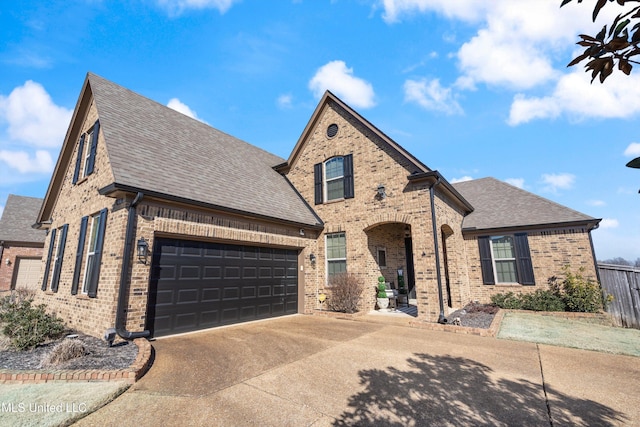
376;276;389;310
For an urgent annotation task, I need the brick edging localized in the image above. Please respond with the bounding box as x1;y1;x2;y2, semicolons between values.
0;338;153;385
408;309;505;337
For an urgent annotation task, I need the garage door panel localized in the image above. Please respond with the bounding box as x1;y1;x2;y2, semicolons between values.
13;258;42;290
201;288;221;301
177;289;199;304
148;238;298;337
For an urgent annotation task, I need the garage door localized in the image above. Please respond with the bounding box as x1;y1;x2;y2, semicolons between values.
13;258;42;290
147;238;299;337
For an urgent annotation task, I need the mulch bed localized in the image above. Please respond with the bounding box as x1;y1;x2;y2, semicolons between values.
447;303;499;329
0;334;138;371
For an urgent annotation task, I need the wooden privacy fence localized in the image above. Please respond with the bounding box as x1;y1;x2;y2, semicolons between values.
598;263;640;329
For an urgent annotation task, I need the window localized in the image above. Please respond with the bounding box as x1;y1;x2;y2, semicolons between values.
41;224;68;292
72;120;100;184
83;128;94;177
72;208;107;297
325;157;344;201
377;247;387;268
326;232;347;277
490;236;517;283
314;154;354;204
478;233;534;286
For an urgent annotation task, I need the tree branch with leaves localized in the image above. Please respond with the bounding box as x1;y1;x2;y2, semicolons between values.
562;0;640;82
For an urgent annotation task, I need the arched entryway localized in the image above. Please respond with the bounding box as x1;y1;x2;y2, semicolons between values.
363;221;416;316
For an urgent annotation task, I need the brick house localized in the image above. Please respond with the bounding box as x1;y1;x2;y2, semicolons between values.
33;73;600;338
0;195;46;292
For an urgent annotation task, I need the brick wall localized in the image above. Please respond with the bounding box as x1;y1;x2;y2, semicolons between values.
32;99;124;338
0;245;43;291
284;99;470;321
33;97;320;338
463;227;598;303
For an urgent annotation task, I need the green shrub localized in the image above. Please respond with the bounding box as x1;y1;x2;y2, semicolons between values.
490;292;523;310
327;273;365;314
0;297;66;351
549;266;605;313
376;276;387;298
520;289;566;312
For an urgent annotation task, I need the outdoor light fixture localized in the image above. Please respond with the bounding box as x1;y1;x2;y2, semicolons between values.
310;253;316;264
137;237;149;263
5;258;10;266
300;229;305;236
377;184;387;199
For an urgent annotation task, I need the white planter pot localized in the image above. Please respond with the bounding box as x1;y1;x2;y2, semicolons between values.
377;297;389;310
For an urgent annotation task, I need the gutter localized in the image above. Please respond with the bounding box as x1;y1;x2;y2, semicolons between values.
429;178;447;324
108;192;150;342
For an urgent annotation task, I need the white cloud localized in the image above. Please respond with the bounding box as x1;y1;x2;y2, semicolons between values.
156;0;238;15
541;173;575;192
450;176;473;183
504;178;524;188
381;0;489;24
0;150;54;174
508;71;640;125
587;200;606;207
600;218;619;229
167;98;201;120
309;61;375;109
0;81;72;148
624;143;640;157
404;78;463;115
380;0;633;122
277;94;292;109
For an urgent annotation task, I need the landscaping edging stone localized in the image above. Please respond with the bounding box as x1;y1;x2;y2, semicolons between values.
0;338;152;385
409;309;505;337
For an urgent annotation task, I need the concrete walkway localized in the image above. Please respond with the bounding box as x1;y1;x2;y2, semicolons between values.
66;315;639;427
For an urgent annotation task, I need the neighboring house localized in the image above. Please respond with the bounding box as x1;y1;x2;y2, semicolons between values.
0;195;46;291
33;73;601;339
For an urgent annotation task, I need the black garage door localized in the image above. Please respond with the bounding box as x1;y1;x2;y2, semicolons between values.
147;238;299;337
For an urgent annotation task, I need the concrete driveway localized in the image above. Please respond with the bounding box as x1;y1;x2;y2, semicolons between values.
74;315;639;426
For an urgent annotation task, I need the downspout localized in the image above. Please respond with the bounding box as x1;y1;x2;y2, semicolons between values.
0;241;4;266
588;222;602;286
113;192;150;340
429;178;447;324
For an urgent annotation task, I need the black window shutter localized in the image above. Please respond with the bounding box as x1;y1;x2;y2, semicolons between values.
314;162;323;205
50;224;68;293
514;233;535;285
343;154;354;199
478;236;495;285
41;228;57;291
85;121;100;176
72;134;85;184
87;208;107;298
71;216;88;295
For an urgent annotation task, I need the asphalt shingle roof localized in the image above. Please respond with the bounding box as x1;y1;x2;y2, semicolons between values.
0;195;46;243
88;73;321;227
452;177;598;231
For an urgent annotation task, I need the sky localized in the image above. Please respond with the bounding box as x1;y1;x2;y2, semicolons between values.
0;0;639;261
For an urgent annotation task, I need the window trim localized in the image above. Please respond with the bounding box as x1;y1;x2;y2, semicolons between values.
48;224;68;293
325;232;347;281
313;154;354;204
324;157;345;202
489;235;517;284
478;233;535;286
377;247;387;268
82;128;94;178
82;214;100;294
